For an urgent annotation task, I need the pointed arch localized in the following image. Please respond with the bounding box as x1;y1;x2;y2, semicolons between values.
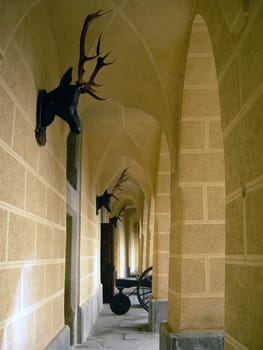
168;14;225;336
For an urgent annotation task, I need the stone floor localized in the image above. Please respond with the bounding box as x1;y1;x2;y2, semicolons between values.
74;298;159;350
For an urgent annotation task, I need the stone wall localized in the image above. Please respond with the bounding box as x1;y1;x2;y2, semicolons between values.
0;2;68;349
211;1;263;348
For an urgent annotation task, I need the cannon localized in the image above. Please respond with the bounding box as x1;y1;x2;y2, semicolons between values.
110;266;152;315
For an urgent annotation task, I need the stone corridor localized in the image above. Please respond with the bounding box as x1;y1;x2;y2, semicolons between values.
1;1;263;349
74;300;159;350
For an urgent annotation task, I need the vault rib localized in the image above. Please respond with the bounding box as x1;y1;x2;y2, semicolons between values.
116;10;171;123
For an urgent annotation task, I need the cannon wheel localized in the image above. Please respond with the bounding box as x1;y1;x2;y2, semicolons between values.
110;292;131;315
136;266;152;311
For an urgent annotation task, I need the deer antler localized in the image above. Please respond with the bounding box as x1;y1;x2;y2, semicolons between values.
110;168;128;200
76;10;114;100
118;205;127;221
109;205;127;228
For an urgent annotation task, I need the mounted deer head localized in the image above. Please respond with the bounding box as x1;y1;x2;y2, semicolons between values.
96;168;128;215
35;10;113;146
109;205;126;228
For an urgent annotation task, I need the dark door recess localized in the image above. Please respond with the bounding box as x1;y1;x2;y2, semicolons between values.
101;223;115;303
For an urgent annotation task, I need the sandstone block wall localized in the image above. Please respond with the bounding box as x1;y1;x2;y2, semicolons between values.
153;134;170;300
0;2;67;348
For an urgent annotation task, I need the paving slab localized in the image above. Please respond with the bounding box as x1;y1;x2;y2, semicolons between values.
74;302;159;350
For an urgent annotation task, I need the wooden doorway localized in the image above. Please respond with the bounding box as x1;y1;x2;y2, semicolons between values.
101;223;115;303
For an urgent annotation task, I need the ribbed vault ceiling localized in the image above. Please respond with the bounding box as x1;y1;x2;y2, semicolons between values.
0;0;196;214
84;102;161;214
42;0;195;212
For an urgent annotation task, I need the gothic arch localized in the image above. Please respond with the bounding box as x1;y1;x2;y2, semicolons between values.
168;14;225;336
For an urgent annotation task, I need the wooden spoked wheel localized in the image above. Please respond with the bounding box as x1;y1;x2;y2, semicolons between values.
136;266;152;311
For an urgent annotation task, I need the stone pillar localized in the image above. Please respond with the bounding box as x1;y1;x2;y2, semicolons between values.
149;134;170;332
161;14;225;349
149;299;168;333
65;133;81;345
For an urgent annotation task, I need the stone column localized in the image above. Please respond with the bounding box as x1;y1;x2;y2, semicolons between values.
149;134;170;332
160;14;225;349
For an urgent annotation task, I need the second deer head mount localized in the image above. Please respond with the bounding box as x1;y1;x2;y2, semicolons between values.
96;168;128;215
109;205;126;228
35;10;114;146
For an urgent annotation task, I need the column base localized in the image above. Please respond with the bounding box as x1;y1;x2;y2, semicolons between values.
77;284;103;343
149;299;168;332
160;322;224;350
45;326;70;350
